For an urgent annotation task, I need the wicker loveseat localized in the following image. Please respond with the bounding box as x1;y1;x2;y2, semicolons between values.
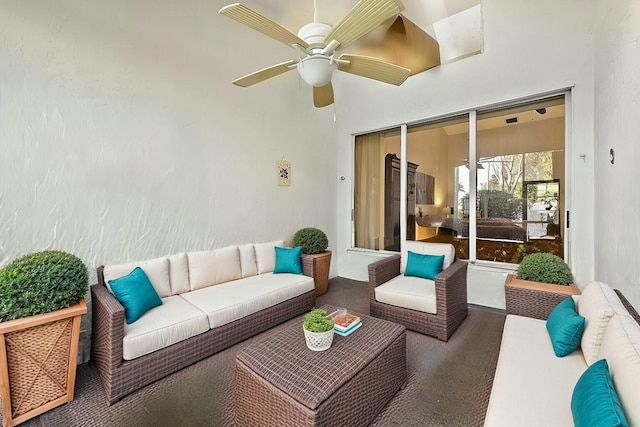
484;282;640;426
367;241;468;341
91;241;315;405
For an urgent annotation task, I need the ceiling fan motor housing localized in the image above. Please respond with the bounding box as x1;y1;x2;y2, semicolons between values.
296;23;336;87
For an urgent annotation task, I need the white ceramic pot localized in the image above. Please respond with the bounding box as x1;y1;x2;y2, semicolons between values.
303;326;334;351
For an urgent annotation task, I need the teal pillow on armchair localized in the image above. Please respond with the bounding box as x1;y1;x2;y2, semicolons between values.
404;251;445;280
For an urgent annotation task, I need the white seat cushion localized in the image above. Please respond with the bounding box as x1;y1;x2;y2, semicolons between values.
374;274;437;314
400;241;455;274
122;296;209;360
597;313;640;426
180;272;314;329
103;257;171;298
484;315;587;427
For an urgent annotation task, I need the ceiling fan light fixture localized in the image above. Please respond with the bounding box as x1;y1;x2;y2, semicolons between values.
297;55;337;87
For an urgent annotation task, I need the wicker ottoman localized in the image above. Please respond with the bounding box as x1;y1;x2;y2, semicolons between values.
235;305;406;426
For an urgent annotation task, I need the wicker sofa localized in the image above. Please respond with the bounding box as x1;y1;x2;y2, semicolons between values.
91;241;315;405
367;241;468;341
484;282;640;426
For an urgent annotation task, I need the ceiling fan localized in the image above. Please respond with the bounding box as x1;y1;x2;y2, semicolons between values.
218;0;412;108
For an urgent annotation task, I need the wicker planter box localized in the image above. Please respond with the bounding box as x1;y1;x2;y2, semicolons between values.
505;274;580;320
302;251;332;296
0;299;87;427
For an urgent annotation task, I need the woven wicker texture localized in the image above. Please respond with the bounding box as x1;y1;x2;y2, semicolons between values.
505;286;572;320
91;271;316;405
5;318;72;417
3;279;509;427
236;304;406;426
368;255;469;341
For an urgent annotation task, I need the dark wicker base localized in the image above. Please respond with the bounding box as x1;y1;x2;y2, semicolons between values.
235;307;407;427
91;285;315;405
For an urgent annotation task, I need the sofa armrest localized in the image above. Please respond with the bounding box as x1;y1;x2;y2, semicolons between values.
91;284;125;373
300;254;314;278
434;260;468;314
368;255;401;301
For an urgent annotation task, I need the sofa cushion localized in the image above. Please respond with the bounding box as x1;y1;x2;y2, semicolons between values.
122;295;210;360
187;246;241;291
546;297;585;357
179;272;314;329
484;315;587;427
405;251;444;280
274;246;303;274
598;314;640;426
254;240;284;274
374;274;437;314
103;256;171;298
168;252;190;295
571;359;629;427
108;267;163;324
400;241;454;274
578;282;628;365
238;243;258;278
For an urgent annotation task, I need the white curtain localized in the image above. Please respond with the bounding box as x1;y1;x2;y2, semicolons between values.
355;134;382;249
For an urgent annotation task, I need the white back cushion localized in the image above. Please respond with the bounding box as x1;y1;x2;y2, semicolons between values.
238;243;258;278
103;257;171;298
254;240;284;274
577;282;627;365
400;241;455;274
187;246;241;291
597;314;640;426
168;252;190;295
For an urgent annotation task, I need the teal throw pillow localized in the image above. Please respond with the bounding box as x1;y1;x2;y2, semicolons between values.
108;267;162;324
546;296;585;357
404;251;445;280
571;359;629;427
273;246;303;274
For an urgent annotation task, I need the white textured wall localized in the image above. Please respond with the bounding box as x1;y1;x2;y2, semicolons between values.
336;0;596;309
0;0;338;360
593;1;640;308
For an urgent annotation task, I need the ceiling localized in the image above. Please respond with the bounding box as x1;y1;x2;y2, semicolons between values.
220;0;482;66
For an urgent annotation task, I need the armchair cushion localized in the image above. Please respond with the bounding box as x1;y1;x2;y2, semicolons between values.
405;251;444;280
400;241;455;274
374;275;437;314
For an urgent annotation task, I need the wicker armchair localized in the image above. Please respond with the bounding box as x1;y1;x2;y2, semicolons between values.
368;242;468;341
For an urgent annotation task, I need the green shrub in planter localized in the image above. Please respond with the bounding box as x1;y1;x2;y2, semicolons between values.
516;253;573;285
0;250;89;322
303;308;334;333
293;227;329;255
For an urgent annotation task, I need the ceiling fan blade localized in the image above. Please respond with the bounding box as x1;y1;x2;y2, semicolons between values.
324;0;404;52
232;60;297;87
219;3;309;50
337;54;410;85
313;82;334;108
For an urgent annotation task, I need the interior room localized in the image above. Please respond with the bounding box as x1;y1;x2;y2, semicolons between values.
1;0;639;425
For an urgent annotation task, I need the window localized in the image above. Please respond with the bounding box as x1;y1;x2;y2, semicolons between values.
353;95;566;264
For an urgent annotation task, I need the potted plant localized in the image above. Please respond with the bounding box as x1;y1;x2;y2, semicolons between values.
294;227;331;296
0;250;88;426
302;308;335;351
505;253;580;320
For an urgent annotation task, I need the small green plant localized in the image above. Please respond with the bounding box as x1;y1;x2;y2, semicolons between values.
516;253;573;285
0;250;89;322
293;227;329;254
303;308;334;333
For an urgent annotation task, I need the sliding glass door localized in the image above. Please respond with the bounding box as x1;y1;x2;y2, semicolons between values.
353;94;567;264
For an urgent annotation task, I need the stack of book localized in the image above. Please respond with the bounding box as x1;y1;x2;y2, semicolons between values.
332;312;362;337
